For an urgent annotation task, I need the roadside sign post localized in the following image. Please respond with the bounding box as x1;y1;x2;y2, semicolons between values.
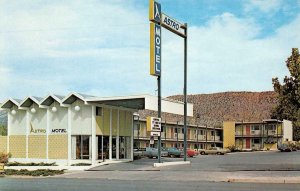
149;0;188;162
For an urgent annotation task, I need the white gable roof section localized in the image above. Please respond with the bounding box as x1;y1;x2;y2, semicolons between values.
1;92;193;117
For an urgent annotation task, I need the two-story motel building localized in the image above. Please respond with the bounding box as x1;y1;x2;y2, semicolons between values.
0;93;193;165
133;119;223;150
223;119;293;150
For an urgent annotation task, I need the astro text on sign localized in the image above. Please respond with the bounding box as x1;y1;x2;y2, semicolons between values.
161;13;185;37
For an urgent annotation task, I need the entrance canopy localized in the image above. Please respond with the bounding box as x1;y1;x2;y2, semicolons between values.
87;94;193;117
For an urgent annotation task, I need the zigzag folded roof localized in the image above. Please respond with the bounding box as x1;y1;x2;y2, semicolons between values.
0;92;193;116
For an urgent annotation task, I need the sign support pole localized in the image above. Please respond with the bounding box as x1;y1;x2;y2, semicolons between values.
158;76;161;163
183;23;188;162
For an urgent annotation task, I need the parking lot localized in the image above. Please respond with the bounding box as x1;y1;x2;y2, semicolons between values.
88;150;300;172
3;151;300;191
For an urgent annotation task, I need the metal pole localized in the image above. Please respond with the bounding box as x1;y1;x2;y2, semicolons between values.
165;119;167;143
205;125;208;149
242;121;244;149
138;116;140;149
183;23;188;162
176;121;178;148
214;126;216;147
276;120;279;149
158;76;161;163
197;124;199;150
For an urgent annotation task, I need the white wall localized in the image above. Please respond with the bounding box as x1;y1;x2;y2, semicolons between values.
29;103;47;135
145;95;193;117
49;102;68;135
283;119;293;141
71;100;92;135
10;109;27;135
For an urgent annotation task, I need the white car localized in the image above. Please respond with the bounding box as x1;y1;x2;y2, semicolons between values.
199;147;229;155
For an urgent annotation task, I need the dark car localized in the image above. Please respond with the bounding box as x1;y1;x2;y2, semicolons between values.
143;147;168;158
166;147;183;158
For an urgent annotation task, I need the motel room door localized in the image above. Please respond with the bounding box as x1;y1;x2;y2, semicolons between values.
246;139;251;149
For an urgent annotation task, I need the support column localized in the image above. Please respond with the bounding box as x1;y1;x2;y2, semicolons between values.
131;112;134;161
46;109;50;163
116;109;120;160
26;110;29;162
67;107;72;165
7;111;10;154
91;105;96;165
109;108;112;160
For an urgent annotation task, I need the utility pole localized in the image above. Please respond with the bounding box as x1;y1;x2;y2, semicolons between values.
183;23;188;162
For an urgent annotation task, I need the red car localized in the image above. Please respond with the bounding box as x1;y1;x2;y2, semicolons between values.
187;149;198;157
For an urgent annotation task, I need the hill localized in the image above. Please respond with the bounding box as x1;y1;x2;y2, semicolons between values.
138;91;278;127
0;111;7;125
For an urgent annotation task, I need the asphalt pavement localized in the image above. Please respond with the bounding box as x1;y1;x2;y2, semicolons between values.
1;178;300;191
1;151;300;191
54;150;300;184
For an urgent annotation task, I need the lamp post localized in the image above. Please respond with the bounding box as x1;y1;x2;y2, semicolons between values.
133;113;140;149
176;121;179;148
196;114;200;150
214;126;216;147
137;116;140;150
205;124;208;149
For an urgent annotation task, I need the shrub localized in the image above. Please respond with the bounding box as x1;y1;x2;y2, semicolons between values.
71;163;91;166
6;162;57;166
227;145;237;152
0;152;11;164
4;169;64;176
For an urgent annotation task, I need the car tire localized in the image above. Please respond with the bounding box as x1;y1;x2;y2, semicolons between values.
200;151;205;155
216;152;221;155
170;154;175;158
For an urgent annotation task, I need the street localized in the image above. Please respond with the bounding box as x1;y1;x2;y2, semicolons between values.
1;151;300;191
0;178;300;191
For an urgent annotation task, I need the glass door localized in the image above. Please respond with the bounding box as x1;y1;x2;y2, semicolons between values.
112;137;117;159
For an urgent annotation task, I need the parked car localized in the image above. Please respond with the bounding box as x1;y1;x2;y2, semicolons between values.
165;147;183;158
187;149;198;157
199;147;229;155
143;147;168;158
278;143;292;152
133;148;145;159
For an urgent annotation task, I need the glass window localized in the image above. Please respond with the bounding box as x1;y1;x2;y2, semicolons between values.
211;131;215;136
103;136;109;160
199;130;203;135
175;128;178;133
252;138;260;144
96;107;102;116
73;135;91;160
251;125;260;131
181;128;184;134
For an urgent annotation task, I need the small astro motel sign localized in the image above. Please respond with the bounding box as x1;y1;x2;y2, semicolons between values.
146;116;161;136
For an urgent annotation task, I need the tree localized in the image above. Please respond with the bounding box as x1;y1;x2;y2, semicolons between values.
272;48;300;140
0;125;7;136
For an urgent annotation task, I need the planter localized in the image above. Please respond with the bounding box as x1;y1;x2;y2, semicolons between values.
0;163;4;174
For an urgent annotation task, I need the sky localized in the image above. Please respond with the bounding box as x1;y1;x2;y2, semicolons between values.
0;0;300;101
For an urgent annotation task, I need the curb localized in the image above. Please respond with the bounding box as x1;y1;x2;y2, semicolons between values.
153;161;191;167
227;178;300;184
